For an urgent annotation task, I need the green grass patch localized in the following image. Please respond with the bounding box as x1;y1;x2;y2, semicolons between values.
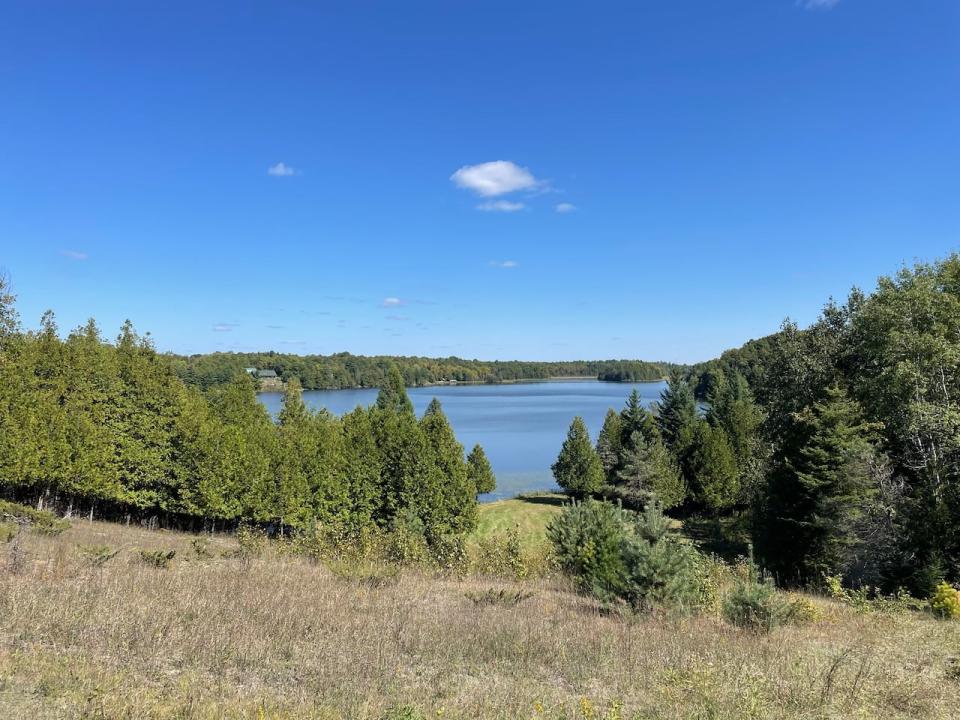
472;493;567;549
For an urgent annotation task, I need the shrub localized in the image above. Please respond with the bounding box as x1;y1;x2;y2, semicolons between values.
430;533;468;575
824;573;924;614
0;500;70;535
547;499;703;612
472;528;529;580
381;706;425;720
78;544;118;567
235;524;267;560
930;582;960;620
327;559;399;588
785;594;824;625
464;587;536;607
138;549;176;569
722;577;791;632
190;537;213;559
0;521;16;543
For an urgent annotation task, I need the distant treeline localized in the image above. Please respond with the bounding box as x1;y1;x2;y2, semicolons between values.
168;352;679;391
0;281;491;539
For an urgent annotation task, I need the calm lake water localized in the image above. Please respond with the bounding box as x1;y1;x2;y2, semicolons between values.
259;380;666;501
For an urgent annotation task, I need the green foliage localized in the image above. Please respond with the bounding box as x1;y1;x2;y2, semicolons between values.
138;548;176;569
722;576;791;632
473;528;530;580
190;537;213;559
823;573;925;614
686;421;740;511
547;499;703;612
0;302;483;550
77;544;119;567
0;522;15;543
552;417;604;498
464;587;536;607
610;431;685;509
761;387;882;585
172;350;676;392
467;444;497;495
930;582;960;620
0;500;70;535
380;705;426;720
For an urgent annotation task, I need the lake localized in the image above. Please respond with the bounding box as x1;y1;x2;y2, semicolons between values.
259;380;667;501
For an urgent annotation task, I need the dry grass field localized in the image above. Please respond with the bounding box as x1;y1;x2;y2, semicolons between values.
1;519;959;719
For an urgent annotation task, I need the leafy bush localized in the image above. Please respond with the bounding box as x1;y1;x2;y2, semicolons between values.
824;573;924;614
547;499;703;612
138;549;176;569
430;533;468;575
930;582;960;620
722;577;791;631
235;524;267;560
464;587;536;607
785;594;824;624
472;528;530;580
0;500;70;535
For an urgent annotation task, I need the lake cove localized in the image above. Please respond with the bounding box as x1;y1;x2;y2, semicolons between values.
259;379;666;500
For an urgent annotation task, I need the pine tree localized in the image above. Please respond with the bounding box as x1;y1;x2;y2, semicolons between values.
467;444;496;495
613;431;685;509
761;387;881;584
552;416;604;499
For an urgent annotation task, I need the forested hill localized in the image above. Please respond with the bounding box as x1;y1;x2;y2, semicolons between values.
168;352;680;391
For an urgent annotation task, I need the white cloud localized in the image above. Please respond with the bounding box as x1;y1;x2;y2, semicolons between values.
267;162;298;177
798;0;840;9
555;203;577;213
450;161;542;197
477;200;526;213
381;297;405;307
212;323;238;332
60;250;88;261
489;260;518;269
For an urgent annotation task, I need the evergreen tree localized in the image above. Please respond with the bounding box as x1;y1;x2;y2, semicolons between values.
552;416;604;499
419;398;477;537
686;421;739;511
467;443;496;495
595;409;622;482
656;377;698;461
613;431;685;509
375;364;414;415
760;387;881;585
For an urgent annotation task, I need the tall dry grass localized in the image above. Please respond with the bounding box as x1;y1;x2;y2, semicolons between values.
0;519;958;719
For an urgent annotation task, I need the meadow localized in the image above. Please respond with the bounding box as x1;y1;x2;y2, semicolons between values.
1;513;958;720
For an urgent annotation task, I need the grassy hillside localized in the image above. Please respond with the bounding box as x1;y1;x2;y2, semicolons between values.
1;518;958;719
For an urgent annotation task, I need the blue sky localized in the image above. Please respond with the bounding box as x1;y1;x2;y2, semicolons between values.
1;1;957;363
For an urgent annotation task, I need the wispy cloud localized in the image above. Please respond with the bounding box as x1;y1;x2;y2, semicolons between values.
451;161;543;197
60;250;88;261
555;203;577;213
477;200;526;213
489;260;519;269
212;323;238;332
798;0;840;9
385;314;408;322
266;324;286;329
381;297;405;307
267;162;298;177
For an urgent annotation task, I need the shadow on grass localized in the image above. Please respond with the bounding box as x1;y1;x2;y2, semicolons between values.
516;494;568;508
